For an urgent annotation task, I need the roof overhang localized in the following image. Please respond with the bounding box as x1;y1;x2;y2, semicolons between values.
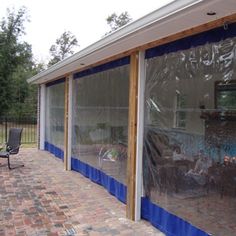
28;0;236;84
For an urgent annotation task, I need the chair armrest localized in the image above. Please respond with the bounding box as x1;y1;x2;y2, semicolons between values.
8;145;20;154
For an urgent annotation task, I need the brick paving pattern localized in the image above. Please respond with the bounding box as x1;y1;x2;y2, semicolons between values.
0;148;164;236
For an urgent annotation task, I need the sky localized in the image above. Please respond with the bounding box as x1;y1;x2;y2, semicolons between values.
0;0;174;63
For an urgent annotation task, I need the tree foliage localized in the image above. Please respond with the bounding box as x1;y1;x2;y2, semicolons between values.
106;12;132;33
0;7;38;118
48;31;78;67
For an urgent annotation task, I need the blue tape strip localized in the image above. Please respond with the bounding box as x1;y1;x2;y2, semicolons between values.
71;157;127;203
141;197;211;236
46;77;65;87
146;22;236;59
73;56;130;79
44;141;64;160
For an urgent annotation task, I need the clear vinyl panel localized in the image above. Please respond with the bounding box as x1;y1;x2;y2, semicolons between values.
72;65;130;184
45;82;65;151
143;37;236;236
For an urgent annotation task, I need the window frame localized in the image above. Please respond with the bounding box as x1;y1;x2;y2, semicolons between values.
215;80;236;111
174;92;187;129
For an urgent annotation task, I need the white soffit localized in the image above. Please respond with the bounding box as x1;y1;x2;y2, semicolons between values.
28;0;236;84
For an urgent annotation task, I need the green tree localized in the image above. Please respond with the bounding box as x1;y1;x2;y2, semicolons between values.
0;7;33;116
0;7;39;118
9;63;41;118
106;12;132;33
48;31;78;67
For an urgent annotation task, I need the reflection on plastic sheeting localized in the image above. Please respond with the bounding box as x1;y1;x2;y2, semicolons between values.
45;83;65;151
143;37;236;236
72;65;130;184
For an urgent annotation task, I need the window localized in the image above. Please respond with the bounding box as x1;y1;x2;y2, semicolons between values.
215;81;236;110
175;92;187;128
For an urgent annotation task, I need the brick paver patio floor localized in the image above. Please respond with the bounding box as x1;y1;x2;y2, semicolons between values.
0;148;164;236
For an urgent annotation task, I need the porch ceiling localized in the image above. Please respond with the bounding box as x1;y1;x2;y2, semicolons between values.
28;0;236;85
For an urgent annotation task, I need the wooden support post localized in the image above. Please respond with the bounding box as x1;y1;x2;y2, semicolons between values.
64;77;69;170
127;52;139;220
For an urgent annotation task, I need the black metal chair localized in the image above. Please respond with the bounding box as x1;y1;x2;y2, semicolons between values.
0;128;24;169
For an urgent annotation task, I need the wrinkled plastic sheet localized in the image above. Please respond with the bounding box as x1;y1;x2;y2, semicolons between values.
72;64;130;185
143;36;236;236
45;82;65;157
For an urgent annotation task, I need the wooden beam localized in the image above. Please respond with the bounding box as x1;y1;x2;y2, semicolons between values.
127;52;139;220
64;77;69;170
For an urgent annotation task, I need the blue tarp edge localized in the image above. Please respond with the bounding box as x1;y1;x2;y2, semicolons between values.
44;151;211;235
73;56;130;79
146;22;236;59
71;157;127;204
44;141;64;160
141;197;211;236
45;77;66;87
44;142;127;203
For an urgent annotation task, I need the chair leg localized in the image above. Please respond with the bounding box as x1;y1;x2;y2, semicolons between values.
7;156;24;170
7;156;11;169
10;164;24;169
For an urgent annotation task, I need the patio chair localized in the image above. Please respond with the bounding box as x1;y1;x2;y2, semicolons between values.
0;128;24;169
98;141;127;173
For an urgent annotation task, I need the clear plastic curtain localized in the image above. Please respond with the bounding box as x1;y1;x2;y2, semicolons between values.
143;37;236;235
45;82;65;150
72;65;130;184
